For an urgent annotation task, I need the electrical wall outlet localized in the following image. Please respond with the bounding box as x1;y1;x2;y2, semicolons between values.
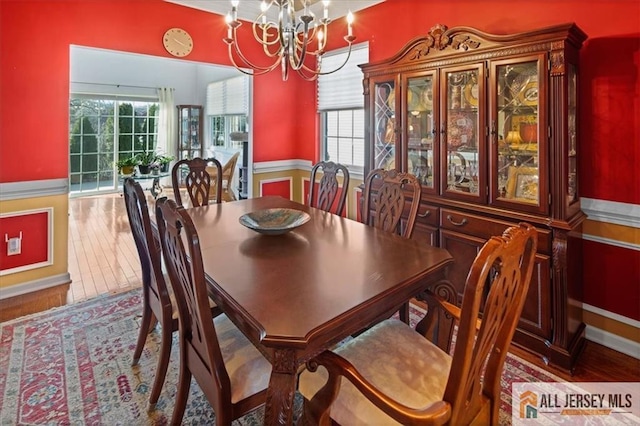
7;237;21;256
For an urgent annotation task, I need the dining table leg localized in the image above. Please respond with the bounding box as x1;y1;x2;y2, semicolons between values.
264;348;298;425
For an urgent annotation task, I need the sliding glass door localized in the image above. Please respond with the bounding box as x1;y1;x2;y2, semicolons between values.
69;96;158;195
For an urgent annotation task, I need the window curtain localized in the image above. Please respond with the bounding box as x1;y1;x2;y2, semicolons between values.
156;87;176;158
206;75;249;115
318;42;369;110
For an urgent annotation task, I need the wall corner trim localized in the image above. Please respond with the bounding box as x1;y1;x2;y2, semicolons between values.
254;159;313;174
581;198;640;228
0;273;71;300
0;179;69;201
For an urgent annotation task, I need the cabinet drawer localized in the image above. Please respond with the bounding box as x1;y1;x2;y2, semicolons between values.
440;208;551;254
416;203;439;227
440;208;513;239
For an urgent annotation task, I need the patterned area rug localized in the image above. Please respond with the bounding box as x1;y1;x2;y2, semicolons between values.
0;289;562;425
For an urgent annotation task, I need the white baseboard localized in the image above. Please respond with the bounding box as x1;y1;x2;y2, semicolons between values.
586;325;640;360
0;273;71;300
583;303;640;359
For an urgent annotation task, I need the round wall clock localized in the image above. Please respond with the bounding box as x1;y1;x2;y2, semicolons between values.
163;28;193;57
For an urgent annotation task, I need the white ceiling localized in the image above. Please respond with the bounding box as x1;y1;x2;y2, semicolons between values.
165;0;385;22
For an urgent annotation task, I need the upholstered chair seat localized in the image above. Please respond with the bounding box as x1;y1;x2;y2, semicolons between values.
212;313;272;404
299;318;452;425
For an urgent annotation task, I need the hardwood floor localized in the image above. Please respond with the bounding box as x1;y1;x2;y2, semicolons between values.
68;192;143;303
64;193;639;383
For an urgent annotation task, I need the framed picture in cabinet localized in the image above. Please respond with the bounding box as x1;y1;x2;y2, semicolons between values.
506;166;538;201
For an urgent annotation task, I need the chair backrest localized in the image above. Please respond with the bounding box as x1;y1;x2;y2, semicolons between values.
361;168;422;238
308;161;350;216
445;222;538;425
171;157;223;207
122;178;171;312
207;151;240;201
222;151;240;183
154;197;232;409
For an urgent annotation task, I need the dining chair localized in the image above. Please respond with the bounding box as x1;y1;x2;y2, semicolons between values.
361;168;422;239
361;168;422;323
299;223;538;426
171;157;223;207
123;179;221;410
308;161;350;216
155;197;272;426
207;151;240;202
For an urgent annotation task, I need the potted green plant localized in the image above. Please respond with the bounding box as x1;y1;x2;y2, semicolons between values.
116;157;138;176
135;151;157;175
156;154;175;173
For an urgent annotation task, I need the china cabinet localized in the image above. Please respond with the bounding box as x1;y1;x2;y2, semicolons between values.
361;23;587;372
177;105;203;160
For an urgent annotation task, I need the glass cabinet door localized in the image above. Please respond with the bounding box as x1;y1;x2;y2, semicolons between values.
441;65;482;198
372;79;397;170
405;72;436;189
492;58;543;209
178;105;202;160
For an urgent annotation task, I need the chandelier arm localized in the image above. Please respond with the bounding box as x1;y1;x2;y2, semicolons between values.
281;55;289;81
227;46;280;76
318;21;328;52
295;66;322;82
290;22;310;71
227;38;281;74
277;3;289;53
252;22;282;48
259;27;286;59
300;43;354;76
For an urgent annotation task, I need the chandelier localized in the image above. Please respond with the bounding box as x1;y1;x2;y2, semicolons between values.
223;0;355;81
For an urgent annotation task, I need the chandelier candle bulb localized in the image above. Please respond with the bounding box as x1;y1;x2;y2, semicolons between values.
231;0;238;20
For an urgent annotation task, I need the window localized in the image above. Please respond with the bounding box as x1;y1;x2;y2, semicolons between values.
211;115;247;149
324;109;365;169
206;76;249;150
318;42;369;173
69;96;158;194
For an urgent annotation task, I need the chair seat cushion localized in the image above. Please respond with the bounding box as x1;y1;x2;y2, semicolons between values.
299;318;452;425
166;279;217;321
214;314;272;404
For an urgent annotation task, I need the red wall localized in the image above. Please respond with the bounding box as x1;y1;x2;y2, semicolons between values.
0;0;315;183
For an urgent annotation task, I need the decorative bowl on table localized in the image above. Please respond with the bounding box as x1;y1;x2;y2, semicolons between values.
239;208;311;236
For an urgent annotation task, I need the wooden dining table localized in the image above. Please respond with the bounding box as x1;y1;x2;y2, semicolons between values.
182;196;453;425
